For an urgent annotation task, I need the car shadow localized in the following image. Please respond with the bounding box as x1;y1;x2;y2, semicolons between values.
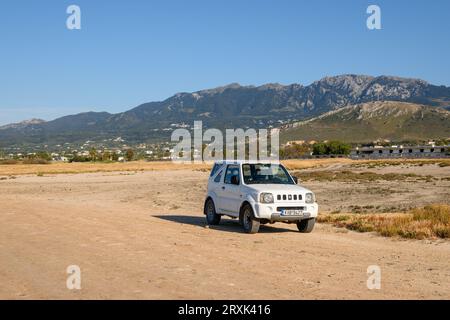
153;214;295;233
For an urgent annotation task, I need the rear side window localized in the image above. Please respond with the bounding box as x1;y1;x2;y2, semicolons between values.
210;163;222;177
214;170;223;183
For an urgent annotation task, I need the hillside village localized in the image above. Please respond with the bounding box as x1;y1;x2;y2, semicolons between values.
0;138;177;163
1;136;448;163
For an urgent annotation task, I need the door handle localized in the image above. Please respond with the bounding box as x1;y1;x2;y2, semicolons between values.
222;186;225;190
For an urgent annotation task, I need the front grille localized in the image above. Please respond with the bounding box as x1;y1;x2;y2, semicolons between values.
277;194;302;201
277;207;305;211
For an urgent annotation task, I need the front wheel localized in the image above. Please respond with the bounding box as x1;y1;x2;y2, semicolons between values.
205;199;221;225
240;204;260;234
297;218;315;233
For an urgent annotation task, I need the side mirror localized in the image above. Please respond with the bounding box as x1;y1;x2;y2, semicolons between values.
231;175;240;185
292;176;298;184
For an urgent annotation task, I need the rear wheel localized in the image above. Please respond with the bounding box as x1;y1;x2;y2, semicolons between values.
205;199;221;225
297;218;315;233
240;204;260;234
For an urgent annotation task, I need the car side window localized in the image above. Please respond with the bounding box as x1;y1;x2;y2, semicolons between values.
214;170;223;183
224;165;240;185
210;163;222;177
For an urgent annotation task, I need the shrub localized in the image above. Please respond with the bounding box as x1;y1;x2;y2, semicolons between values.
0;159;19;165
280;144;311;159
411;205;450;225
22;158;50;164
318;205;450;240
312;141;351;155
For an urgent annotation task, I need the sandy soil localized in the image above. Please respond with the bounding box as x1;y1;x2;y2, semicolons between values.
0;161;449;299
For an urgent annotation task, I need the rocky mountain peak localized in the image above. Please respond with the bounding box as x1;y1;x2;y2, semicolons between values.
0;118;46;130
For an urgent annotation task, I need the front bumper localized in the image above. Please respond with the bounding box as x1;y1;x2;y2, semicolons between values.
252;202;318;221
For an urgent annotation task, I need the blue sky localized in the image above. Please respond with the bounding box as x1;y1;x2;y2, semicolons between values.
1;0;450;125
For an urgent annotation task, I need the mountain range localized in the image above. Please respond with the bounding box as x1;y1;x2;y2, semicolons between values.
1;74;450;147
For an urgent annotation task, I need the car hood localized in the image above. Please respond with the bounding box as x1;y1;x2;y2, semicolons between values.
244;183;312;194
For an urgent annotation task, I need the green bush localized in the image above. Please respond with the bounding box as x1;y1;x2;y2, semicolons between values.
312;141;351;155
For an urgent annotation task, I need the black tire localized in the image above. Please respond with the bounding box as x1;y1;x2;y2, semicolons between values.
204;198;221;225
297;218;315;233
239;204;260;234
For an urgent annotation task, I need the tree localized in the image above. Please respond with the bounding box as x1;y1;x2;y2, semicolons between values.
328;141;351;155
312;142;328;155
36;151;52;161
102;151;111;162
125;149;134;161
89;148;98;161
312;141;351;155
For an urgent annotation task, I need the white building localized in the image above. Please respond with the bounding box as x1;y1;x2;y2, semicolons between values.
351;145;449;159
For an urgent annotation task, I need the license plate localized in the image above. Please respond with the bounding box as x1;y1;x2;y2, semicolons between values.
281;209;303;216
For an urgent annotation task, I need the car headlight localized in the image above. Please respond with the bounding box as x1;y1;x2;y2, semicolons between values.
260;193;274;204
305;192;315;204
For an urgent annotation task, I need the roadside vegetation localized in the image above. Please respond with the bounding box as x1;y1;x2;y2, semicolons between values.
349;158;450;168
0;158;50;165
318;204;450;240
278;140;351;159
0;160;212;176
280;144;311;159
0;152;51;165
293;170;438;182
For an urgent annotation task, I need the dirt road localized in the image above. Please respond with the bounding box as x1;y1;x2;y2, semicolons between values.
1;168;449;299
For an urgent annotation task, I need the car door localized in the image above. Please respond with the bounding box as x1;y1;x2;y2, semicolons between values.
210;168;226;212
220;164;242;215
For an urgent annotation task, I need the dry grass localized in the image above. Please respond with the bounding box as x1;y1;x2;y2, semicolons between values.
282;158;354;170
0;161;212;176
294;170;434;182
350;158;450;169
0;159;50;165
0;159;19;165
318;204;450;240
22;159;50;165
0;158;351;176
0;157;448;176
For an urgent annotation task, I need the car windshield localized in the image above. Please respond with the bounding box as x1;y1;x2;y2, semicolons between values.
242;164;295;185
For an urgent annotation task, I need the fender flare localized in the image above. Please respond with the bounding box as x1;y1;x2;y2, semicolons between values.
204;192;219;215
239;195;260;219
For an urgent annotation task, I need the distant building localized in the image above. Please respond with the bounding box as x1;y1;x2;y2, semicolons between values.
52;156;68;162
351;145;449;159
285;140;305;146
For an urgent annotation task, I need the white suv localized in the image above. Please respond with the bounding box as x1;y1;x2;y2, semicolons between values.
203;161;318;234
